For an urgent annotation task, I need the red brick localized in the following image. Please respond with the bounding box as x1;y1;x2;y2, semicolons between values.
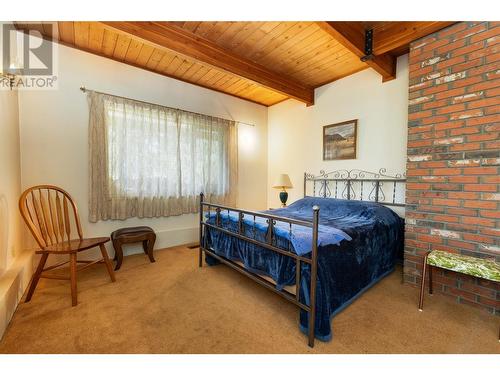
417;234;443;244
433;168;463;176
449;126;480;136
449;41;485;57
479;228;500;236
447;240;477;251
438;23;468;39
409;64;434;79
468;98;500;109
406;169;431;176
483;105;498;115
449;143;480;151
467;133;499;142
418;206;446;214
453;23;488;41
460;282;497;299
476;296;500;308
463;200;497;209
451;75;483;89
448;159;480;168
485;140;500;149
408;139;433;148
433;215;460;223
448;192;479;200
462;167;498;175
449;109;483;120
432;198;461;207
435;121;465;131
435;56;466;70
468;46;498;60
408;125;433;134
423;38;451;52
450;57;485;74
462;233;495;244
422;84;449;95
462;216;496;227
407;183;431;190
482;176;500;183
466;114;500;126
480;210;500;219
447;208;478;216
435;38;467;55
422;99;451;110
470;27;500;43
451;91;484;104
467;61;500;78
448;176;478;183
485;87;500;97
435;103;466;114
408;110;434;120
421;115;450;125
419;161;448;168
468;79;500;92
464;184;498;192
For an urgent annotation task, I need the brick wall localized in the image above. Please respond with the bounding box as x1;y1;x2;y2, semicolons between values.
405;21;499;315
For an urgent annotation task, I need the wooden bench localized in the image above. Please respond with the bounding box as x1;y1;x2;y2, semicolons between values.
418;250;500;341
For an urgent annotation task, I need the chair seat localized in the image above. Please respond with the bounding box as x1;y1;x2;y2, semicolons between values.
427;250;500;282
39;237;110;254
111;226;155;239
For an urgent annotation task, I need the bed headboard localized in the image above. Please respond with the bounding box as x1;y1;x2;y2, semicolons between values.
304;168;406;207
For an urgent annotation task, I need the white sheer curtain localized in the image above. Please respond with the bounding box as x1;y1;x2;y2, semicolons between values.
88;91;238;222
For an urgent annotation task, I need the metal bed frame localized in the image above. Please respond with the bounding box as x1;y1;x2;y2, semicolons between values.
198;168;406;347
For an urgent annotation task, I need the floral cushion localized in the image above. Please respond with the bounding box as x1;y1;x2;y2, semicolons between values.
427;250;500;282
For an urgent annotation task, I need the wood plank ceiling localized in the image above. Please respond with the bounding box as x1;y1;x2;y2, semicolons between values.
14;21;454;106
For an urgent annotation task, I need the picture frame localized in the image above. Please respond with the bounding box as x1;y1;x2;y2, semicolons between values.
322;119;358;160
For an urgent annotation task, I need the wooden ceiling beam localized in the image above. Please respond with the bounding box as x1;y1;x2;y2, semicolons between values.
101;21;315;105
371;21;456;55
317;21;396;82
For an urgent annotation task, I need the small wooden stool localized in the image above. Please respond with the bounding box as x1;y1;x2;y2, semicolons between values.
111;226;156;270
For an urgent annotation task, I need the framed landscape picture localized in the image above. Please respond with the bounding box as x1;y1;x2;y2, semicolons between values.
323;119;358;160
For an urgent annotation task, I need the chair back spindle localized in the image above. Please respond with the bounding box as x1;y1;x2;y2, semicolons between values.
19;185;83;249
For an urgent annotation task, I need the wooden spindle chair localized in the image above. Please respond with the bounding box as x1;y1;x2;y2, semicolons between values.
19;185;116;306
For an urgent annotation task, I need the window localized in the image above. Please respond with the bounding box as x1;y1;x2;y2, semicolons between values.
88;92;237;222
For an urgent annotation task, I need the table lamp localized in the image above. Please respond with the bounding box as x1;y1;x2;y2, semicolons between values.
273;174;293;207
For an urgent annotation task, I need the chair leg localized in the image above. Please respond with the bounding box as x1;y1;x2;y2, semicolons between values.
112;240;123;271
100;244;116;282
25;253;49;302
428;265;433;295
418;253;429;311
70;253;77;307
144;235;156;263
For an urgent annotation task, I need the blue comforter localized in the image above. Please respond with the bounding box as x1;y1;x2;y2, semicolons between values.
203;196;404;341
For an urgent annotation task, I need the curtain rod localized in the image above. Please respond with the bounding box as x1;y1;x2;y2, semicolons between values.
79;86;255;127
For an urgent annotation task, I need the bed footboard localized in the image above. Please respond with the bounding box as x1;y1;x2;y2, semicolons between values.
198;193;319;348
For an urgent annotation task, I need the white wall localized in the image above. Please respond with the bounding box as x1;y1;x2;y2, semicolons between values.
0;89;22;273
267;55;409;209
0;87;33;339
18;39;268;257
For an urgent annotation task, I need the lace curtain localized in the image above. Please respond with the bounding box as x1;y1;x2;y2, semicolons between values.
88;91;238;222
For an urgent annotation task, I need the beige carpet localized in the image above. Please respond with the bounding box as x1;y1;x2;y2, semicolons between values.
0;246;498;354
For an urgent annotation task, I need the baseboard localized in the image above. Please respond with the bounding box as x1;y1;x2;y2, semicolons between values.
0;250;33;340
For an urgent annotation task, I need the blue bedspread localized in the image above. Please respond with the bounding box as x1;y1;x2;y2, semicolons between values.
205;209;351;256
203;196;404;341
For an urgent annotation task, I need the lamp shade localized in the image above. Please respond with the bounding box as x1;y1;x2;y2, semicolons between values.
272;174;293;189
